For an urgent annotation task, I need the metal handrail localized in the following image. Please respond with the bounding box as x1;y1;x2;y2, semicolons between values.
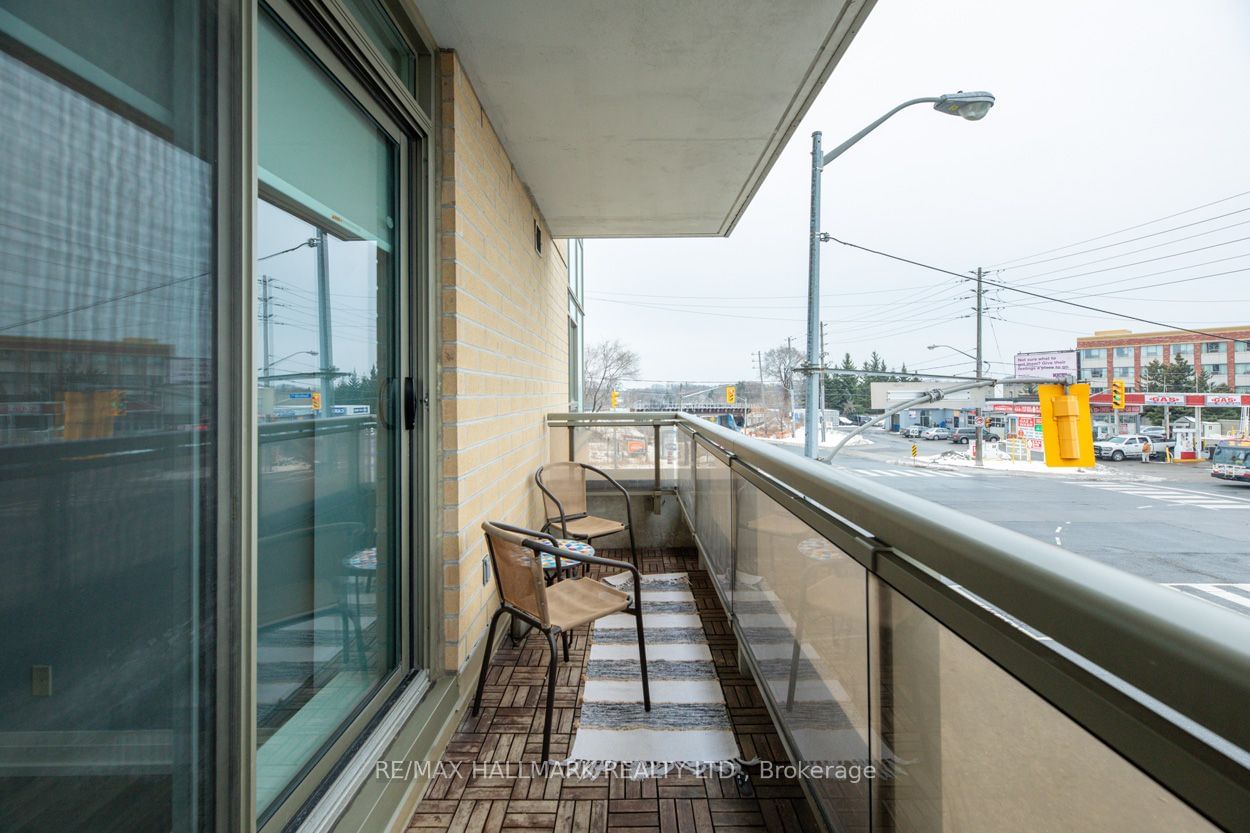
548;409;1250;828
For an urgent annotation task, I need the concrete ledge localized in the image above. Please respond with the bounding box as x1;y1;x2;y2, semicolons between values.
584;490;693;550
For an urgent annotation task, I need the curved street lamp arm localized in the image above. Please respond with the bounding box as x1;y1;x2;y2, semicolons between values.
821;97;941;167
929;344;992;378
820;375;1072;462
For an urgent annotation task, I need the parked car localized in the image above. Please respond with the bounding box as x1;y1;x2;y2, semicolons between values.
902;425;924;438
1094;433;1173;461
1141;426;1168;441
921;427;950;440
950;427;1001;444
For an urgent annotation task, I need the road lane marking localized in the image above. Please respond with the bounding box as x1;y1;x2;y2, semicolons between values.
1070;481;1250;510
1164;583;1250;611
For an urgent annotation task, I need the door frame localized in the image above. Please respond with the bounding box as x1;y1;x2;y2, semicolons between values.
249;1;436;830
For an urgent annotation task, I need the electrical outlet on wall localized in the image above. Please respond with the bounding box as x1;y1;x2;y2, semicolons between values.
482;556;490;585
32;665;52;697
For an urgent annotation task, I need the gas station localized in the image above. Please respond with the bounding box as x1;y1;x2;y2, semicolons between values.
1089;390;1250;460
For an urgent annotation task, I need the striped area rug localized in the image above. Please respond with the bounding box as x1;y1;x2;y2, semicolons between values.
567;572;741;769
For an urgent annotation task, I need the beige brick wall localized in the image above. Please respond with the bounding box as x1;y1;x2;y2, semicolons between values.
437;50;569;672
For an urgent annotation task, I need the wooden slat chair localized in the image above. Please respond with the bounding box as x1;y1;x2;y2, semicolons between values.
535;462;638;569
473;520;651;762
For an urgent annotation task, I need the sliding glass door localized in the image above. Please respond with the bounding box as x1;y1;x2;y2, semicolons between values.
254;5;411;822
0;1;225;831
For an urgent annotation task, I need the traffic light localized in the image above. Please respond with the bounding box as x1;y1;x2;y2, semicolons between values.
1038;383;1095;467
725;385;736;405
311;391;322;411
610;390;619;409
1110;379;1125;410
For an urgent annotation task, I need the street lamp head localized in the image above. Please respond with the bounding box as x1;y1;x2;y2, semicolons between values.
933;91;995;121
927;344;939;350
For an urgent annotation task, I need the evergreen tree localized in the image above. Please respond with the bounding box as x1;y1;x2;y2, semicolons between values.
854;353;887;412
334;365;379;406
824;353;859;412
1139;356;1239;420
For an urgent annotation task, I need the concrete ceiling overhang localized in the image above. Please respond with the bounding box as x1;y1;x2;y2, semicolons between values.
413;0;875;238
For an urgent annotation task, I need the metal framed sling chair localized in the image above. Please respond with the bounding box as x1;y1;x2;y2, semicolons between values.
534;461;638;569
473;521;651;762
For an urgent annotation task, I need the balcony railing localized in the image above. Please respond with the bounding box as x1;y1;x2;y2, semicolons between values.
546;411;1250;833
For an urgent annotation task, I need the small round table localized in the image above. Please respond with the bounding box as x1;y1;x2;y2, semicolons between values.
540;539;594;581
340;547;378;672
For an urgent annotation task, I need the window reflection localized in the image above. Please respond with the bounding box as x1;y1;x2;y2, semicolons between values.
254;198;398;816
0;4;215;828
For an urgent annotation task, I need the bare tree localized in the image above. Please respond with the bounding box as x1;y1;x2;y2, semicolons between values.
762;343;804;414
584;339;641;412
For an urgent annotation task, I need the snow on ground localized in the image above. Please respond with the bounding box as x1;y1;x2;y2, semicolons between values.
908;449;1165;481
768;426;874;449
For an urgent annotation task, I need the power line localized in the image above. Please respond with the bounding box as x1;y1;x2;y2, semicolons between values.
1009;236;1250;289
588;297;802;323
587;278;963;319
997;206;1250;273
588;292;970;330
988;189;1250;269
586;293;951;310
1008;263;1250;307
589;283;940;300
823;235;1247;344
1010;219;1250;284
0;239;317;334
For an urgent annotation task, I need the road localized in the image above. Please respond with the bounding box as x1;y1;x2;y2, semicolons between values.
770;429;1250;616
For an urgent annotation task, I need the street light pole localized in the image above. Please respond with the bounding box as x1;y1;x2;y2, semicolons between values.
315;229;335;414
927;342;990;462
803;90;995;460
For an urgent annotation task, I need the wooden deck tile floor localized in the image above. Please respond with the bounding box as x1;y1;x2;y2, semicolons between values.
404;548;819;833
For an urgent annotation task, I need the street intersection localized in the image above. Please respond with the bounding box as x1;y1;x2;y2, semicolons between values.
777;429;1250;615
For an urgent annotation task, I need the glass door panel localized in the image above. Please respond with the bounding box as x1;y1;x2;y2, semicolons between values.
254;9;403;819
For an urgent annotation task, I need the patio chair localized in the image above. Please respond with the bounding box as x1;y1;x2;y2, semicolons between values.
472;520;650;762
535;461;638;569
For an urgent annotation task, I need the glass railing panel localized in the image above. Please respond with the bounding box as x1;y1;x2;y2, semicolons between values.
868;573;1221;833
694;443;732;600
734;474;872;830
572;424;656;484
677;427;696;520
658;423;680;489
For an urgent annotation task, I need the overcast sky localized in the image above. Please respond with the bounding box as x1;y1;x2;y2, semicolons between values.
582;0;1250;385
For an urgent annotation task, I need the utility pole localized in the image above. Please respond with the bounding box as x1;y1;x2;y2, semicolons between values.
259;274;274;387
786;336;798;434
804;131;823;459
315;229;335;415
974;266;985;467
752;351;766;408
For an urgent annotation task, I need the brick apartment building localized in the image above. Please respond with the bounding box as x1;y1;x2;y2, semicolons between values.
1076;327;1250;392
